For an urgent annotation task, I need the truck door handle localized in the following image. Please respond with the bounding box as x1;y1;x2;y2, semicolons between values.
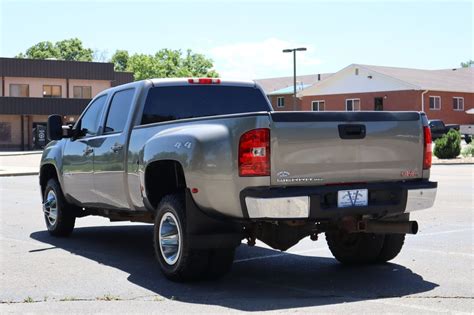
83;147;94;155
338;124;366;139
111;143;123;152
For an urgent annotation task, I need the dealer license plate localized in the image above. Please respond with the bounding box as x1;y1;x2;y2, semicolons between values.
337;189;368;208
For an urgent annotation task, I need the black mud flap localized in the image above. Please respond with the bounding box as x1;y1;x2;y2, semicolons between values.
185;189;243;249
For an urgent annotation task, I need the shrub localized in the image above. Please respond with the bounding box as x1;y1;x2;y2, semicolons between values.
433;129;461;159
461;144;474;157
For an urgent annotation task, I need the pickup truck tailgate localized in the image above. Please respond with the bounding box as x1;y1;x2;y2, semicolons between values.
269;112;423;186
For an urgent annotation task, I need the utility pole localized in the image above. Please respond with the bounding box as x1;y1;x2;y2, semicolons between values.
282;47;307;111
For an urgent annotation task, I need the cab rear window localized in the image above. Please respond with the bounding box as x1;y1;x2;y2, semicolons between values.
141;85;270;125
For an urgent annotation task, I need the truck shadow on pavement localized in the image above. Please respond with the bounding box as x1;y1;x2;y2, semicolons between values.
30;225;438;311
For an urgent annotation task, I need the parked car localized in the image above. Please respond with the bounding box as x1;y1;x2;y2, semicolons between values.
428;119;460;140
40;78;437;281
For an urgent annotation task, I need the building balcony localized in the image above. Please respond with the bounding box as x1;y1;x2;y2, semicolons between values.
0;96;90;115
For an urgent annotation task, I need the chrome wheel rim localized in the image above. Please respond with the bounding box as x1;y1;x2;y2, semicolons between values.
159;212;182;265
43;190;58;226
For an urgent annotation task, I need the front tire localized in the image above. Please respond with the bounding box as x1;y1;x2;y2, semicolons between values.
153;194;235;282
43;178;76;237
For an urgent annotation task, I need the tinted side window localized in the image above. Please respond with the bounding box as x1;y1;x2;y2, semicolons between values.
141;86;270;125
79;95;107;137
104;89;135;134
431;121;442;129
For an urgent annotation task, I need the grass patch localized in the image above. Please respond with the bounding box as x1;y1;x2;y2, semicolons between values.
461;144;474;157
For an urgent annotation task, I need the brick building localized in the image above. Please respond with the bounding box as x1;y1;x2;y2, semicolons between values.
267;84;310;111
256;73;333;110
0;58;133;150
299;64;473;125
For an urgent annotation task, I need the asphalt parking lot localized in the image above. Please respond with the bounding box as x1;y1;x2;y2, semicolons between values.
0;165;473;314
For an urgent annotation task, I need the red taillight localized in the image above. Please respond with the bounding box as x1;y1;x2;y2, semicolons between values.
239;128;270;176
423;125;432;169
188;78;221;84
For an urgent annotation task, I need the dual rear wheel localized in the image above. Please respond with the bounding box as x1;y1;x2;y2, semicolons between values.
325;229;406;264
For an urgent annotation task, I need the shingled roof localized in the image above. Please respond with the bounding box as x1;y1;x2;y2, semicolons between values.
255;73;333;94
359;64;474;93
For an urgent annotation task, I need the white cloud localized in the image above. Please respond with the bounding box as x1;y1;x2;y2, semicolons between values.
209;38;321;80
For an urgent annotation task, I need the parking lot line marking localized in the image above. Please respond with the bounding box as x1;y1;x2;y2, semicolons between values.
408;248;474;258
234;247;327;263
369;299;471;314
418;228;473;237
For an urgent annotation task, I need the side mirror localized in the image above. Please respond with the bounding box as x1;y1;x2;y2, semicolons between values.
47;115;64;141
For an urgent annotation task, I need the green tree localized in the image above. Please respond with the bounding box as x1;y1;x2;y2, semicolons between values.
55;38;93;61
124;49;218;80
126;54;159;81
110;50;129;71
460;60;474;68
15;38;93;61
16;40;219;80
16;41;59;59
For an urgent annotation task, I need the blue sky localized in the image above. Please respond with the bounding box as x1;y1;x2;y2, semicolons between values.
0;0;472;79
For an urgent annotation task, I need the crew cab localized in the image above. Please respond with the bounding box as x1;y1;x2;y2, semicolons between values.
40;78;437;281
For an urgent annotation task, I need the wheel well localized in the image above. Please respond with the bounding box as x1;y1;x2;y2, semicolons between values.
39;164;58;197
144;160;186;210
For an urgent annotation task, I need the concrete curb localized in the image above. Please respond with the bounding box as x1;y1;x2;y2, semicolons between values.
432;162;474;165
0;172;39;177
0;151;42;157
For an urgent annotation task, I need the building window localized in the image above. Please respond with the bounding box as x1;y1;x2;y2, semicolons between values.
312;100;325;111
453;97;464;111
9;84;29;97
346;98;361;111
43;85;62;98
73;86;92;99
355;68;359;75
0;122;12;142
277;97;285;108
429;96;441;110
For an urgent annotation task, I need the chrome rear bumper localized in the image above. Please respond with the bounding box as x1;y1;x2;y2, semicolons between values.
242;181;437;219
405;186;437;212
245;196;309;219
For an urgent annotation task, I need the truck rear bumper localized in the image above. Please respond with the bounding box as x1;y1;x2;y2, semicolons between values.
240;181;437;220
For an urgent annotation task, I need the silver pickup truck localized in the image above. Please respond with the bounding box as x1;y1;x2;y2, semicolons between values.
40;78;437;281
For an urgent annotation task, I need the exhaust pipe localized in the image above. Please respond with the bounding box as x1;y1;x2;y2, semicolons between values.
357;220;418;235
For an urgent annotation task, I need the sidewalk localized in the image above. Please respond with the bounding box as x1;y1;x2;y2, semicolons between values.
0;150;42;156
0;152;42;176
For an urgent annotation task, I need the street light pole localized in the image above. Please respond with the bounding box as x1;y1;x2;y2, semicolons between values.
283;47;307;111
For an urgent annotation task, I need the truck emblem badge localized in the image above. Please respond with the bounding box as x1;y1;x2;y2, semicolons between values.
277;171;290;178
174;142;192;149
401;170;418;177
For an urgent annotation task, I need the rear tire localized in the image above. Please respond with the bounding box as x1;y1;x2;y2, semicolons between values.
153;194;235;282
377;234;405;262
43;178;76;237
326;230;384;264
